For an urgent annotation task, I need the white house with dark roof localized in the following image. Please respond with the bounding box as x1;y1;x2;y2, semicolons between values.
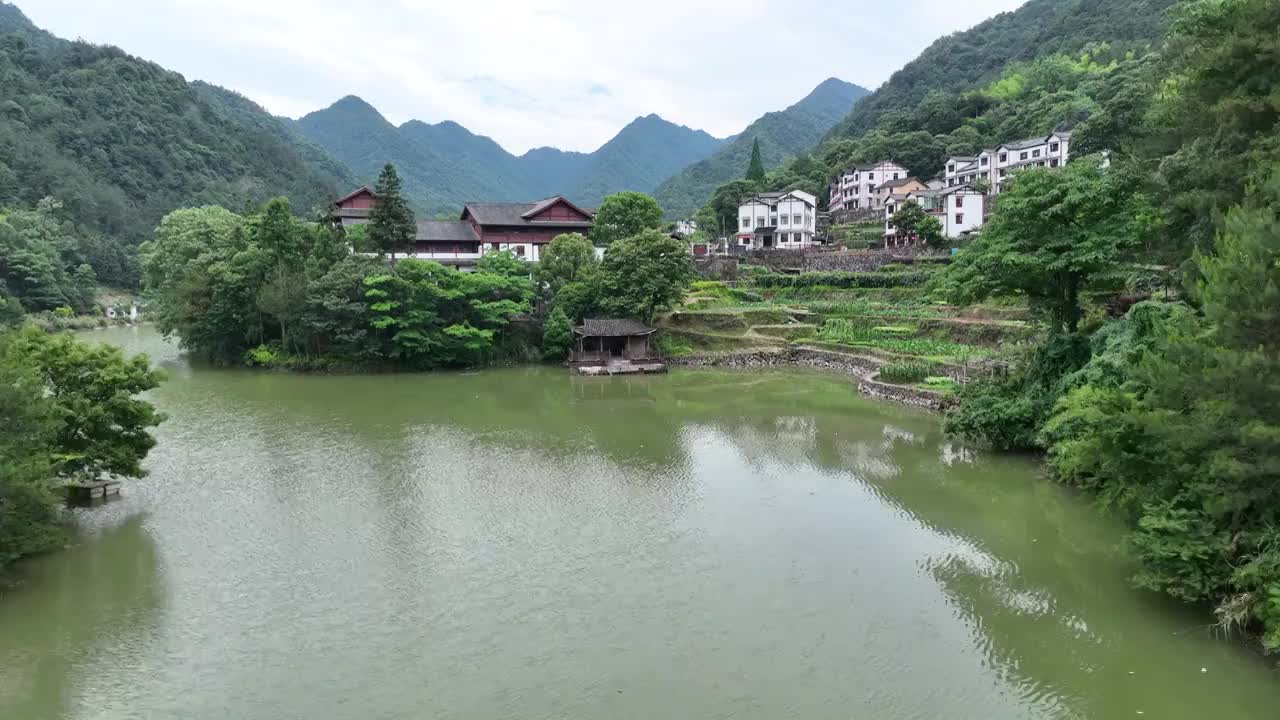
945;130;1072;194
736;190;818;249
828;161;910;213
883;184;986;247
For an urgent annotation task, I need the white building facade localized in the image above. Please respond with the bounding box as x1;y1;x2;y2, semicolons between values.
828;161;910;213
883;185;986;247
737;190;818;249
945;130;1072;195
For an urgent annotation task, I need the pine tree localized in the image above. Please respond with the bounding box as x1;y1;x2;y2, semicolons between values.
746;138;766;183
368;164;416;258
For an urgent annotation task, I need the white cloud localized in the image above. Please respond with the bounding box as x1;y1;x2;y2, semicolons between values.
15;0;1027;154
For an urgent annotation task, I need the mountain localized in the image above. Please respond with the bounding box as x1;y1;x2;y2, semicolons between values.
0;2;342;248
563;114;724;208
653;77;870;219
296;100;726;212
823;0;1178;144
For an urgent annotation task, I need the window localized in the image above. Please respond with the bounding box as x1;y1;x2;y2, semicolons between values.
868;173;875;180
780;215;789;226
955;213;964;225
867;184;875;194
756;216;765;227
1050;159;1060;167
999;169;1007;178
770;214;778;225
1020;151;1028;161
1032;149;1041;158
893;173;900;180
793;214;801;225
955;196;964;208
980;157;988;166
853;174;859;181
887;204;895;215
852;200;859;209
1050;143;1059;153
999;153;1007;162
741;217;750;228
887;223;895;231
947;164;954;173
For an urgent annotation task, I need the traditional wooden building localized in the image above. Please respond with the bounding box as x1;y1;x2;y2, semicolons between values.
570;319;659;366
332;187;594;268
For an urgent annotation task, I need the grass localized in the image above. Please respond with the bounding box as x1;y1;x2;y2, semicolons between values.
814;318;990;362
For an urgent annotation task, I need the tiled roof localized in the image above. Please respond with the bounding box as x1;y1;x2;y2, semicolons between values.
463;199;593;226
876;177;922;190
416;220;480;242
334;185;375;205
574;318;655;336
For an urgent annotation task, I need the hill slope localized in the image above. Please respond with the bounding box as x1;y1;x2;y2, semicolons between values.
824;0;1178;144
564;114;724;208
653;78;870;219
0;3;344;247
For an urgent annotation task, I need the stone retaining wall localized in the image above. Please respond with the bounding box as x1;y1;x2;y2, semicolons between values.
668;347;950;411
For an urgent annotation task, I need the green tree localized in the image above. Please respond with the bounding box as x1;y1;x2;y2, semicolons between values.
596;229;693;321
940;159;1157;333
9;327;165;482
0;332;61;566
746;138;766;182
535;233;597;295
890;202;929;240
368;164;416;258
541;307;574;361
589;192;663;247
918;215;946;248
474;250;528;279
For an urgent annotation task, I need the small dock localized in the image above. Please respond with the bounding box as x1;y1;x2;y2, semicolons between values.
575;360;667;376
64;480;122;506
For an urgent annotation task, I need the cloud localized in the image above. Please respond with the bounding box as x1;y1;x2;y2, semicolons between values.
15;0;1027;154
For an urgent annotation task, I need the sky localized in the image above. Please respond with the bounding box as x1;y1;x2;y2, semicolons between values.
16;0;1027;155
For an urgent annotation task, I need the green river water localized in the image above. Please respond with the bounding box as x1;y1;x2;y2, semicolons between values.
1;325;1278;719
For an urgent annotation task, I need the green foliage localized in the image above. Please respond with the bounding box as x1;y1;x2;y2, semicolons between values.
655;79;869;218
0;25;341;255
368;164;416;257
879;361;938;384
746;138;766;182
0;200;100;313
590;191;663;247
541;307;574;361
0;326;163;567
595;229;694;321
535;233;597;295
816;319;986;361
889;202;930;242
938;159;1157;333
8;327;165;481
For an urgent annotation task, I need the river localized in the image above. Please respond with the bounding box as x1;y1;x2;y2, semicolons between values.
1;325;1277;719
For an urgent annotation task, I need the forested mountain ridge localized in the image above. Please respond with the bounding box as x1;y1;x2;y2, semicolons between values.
653;78;870;219
0;3;343;257
823;0;1178;144
296;98;726;212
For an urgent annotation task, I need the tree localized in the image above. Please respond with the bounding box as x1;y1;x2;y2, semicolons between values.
0;332;61;566
368;164;416;258
536;233;597;295
917;215;946;248
589;192;663;247
746;138;766;182
596;229;694;321
8;327;165;482
940;159;1157;333
541;307;574;361
890;202;929;241
474;250;528;279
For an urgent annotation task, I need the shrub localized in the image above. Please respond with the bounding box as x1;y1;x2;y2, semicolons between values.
244;344;279;368
879;361;937;384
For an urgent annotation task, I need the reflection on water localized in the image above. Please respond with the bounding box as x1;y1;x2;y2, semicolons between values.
0;325;1276;720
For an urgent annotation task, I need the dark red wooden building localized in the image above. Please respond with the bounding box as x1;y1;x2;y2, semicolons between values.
333;187;594;266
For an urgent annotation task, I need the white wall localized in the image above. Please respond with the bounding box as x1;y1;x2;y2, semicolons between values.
945;191;984;237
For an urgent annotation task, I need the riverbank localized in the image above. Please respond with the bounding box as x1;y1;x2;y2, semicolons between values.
669;346;957;411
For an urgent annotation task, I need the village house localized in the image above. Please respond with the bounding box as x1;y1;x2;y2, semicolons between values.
874;176;929;206
883;184;986;247
332;186;594;268
736;190;818;250
944;130;1072;194
828;161;910;214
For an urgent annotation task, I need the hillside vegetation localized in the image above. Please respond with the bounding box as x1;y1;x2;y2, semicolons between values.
654;78;869;219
